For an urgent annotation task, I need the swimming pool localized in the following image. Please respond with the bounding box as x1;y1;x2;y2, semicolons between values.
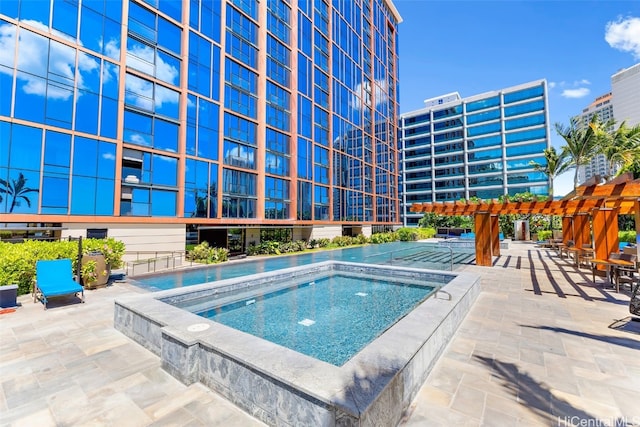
177;271;438;366
132;241;475;291
115;261;480;426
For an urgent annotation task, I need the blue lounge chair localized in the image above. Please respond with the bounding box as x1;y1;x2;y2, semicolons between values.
35;259;84;310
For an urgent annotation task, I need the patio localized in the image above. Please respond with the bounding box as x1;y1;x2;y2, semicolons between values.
1;241;639;426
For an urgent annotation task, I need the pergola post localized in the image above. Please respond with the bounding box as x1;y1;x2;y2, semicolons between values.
592;208;619;269
573;213;590;248
635;199;640;260
474;212;492;266
562;216;574;244
490;215;500;256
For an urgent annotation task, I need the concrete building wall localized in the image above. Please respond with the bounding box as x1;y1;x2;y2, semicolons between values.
310;226;342;241
61;223;186;261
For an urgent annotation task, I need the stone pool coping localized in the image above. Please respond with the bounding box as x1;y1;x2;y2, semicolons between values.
115;261;480;426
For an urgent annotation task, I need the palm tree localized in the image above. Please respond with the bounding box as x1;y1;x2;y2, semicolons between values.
0;173;39;213
529;147;571;199
555;115;600;190
592;119;640;180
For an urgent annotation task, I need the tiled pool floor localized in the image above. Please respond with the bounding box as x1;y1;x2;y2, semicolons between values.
2;241;639;426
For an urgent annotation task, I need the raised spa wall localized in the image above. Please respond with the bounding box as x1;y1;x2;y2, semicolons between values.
115;261;480;427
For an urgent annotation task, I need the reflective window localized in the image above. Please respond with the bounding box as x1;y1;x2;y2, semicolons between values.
314;185;329;220
224;113;256;145
468;147;503;164
184;159;217;218
504;100;545;117
467;134;502;150
129;1;181;55
506;142;547;157
507;171;547;185
297;181;311;220
297;137;312;179
223;140;255;169
71;136;116;215
465;96;499;113
52;0;79;38
467;109;500;125
264;176;289;219
468;161;503;175
189;31;212;97
190;0;222;43
507;157;544;171
79;0;121;60
504;114;545;131
126;36;180;86
467;122;501;137
503;85;544;104
139;0;182;22
224;85;257;118
125;73;180;119
505;128;546;144
469;175;503;188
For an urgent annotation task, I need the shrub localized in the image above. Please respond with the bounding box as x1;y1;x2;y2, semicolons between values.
0;238;125;295
417;227;436;239
331;236;354;247
189;242;229;263
317;238;331;248
537;230;553;241
370;232;397;244
355;234;369;245
308;239;318;249
619;230;636;244
396;227;419;242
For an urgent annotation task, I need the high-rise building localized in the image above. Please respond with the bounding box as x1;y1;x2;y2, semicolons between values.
612;62;640;127
573;93;615;184
399;80;550;227
0;0;402;254
575;63;640;184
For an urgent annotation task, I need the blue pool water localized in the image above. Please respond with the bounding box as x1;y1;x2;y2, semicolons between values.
189;272;436;366
134;241;462;291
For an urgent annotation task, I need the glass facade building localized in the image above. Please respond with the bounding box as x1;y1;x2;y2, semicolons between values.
0;0;401;251
399;80;550;227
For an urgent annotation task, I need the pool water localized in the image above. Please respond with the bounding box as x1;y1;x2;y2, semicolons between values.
134;241;471;291
181;272;437;366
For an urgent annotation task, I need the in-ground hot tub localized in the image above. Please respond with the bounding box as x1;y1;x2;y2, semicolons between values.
115;261;480;426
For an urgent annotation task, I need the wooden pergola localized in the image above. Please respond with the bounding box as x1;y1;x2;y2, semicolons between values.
410;174;640;266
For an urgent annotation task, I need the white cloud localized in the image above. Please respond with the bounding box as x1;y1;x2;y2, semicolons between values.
102;152;116;160
548;82;557;89
561;88;590;99
0;20;101;100
605;16;640;59
576;79;591;85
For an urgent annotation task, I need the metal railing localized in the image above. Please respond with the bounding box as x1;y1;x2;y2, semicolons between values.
123;250;196;276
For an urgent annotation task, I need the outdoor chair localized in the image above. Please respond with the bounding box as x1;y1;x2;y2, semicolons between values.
34;259;84;310
630;283;640;320
616;254;638;292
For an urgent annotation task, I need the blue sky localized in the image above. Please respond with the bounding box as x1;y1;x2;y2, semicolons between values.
394;0;640;197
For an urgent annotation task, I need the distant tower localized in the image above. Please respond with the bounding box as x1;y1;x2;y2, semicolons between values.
612;63;640;127
572;93;614;183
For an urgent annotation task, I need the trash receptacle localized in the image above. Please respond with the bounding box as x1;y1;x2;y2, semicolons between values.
0;284;18;308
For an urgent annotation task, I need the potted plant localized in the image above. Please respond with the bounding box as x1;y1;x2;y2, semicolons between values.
81;257;108;289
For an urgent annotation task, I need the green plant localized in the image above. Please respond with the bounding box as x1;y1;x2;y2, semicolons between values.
537;230;553;241
370;232;397;244
317;238;330;248
80;260;107;287
189;242;230;263
396;228;419;242
619;230;637;244
417;228;436;239
83;237;125;269
355;234;369;245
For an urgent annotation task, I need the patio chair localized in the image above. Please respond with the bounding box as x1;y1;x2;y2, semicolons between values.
34;259;84;310
630;283;640;320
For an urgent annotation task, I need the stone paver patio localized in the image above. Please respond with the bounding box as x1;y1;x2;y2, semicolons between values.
1;241;639;426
